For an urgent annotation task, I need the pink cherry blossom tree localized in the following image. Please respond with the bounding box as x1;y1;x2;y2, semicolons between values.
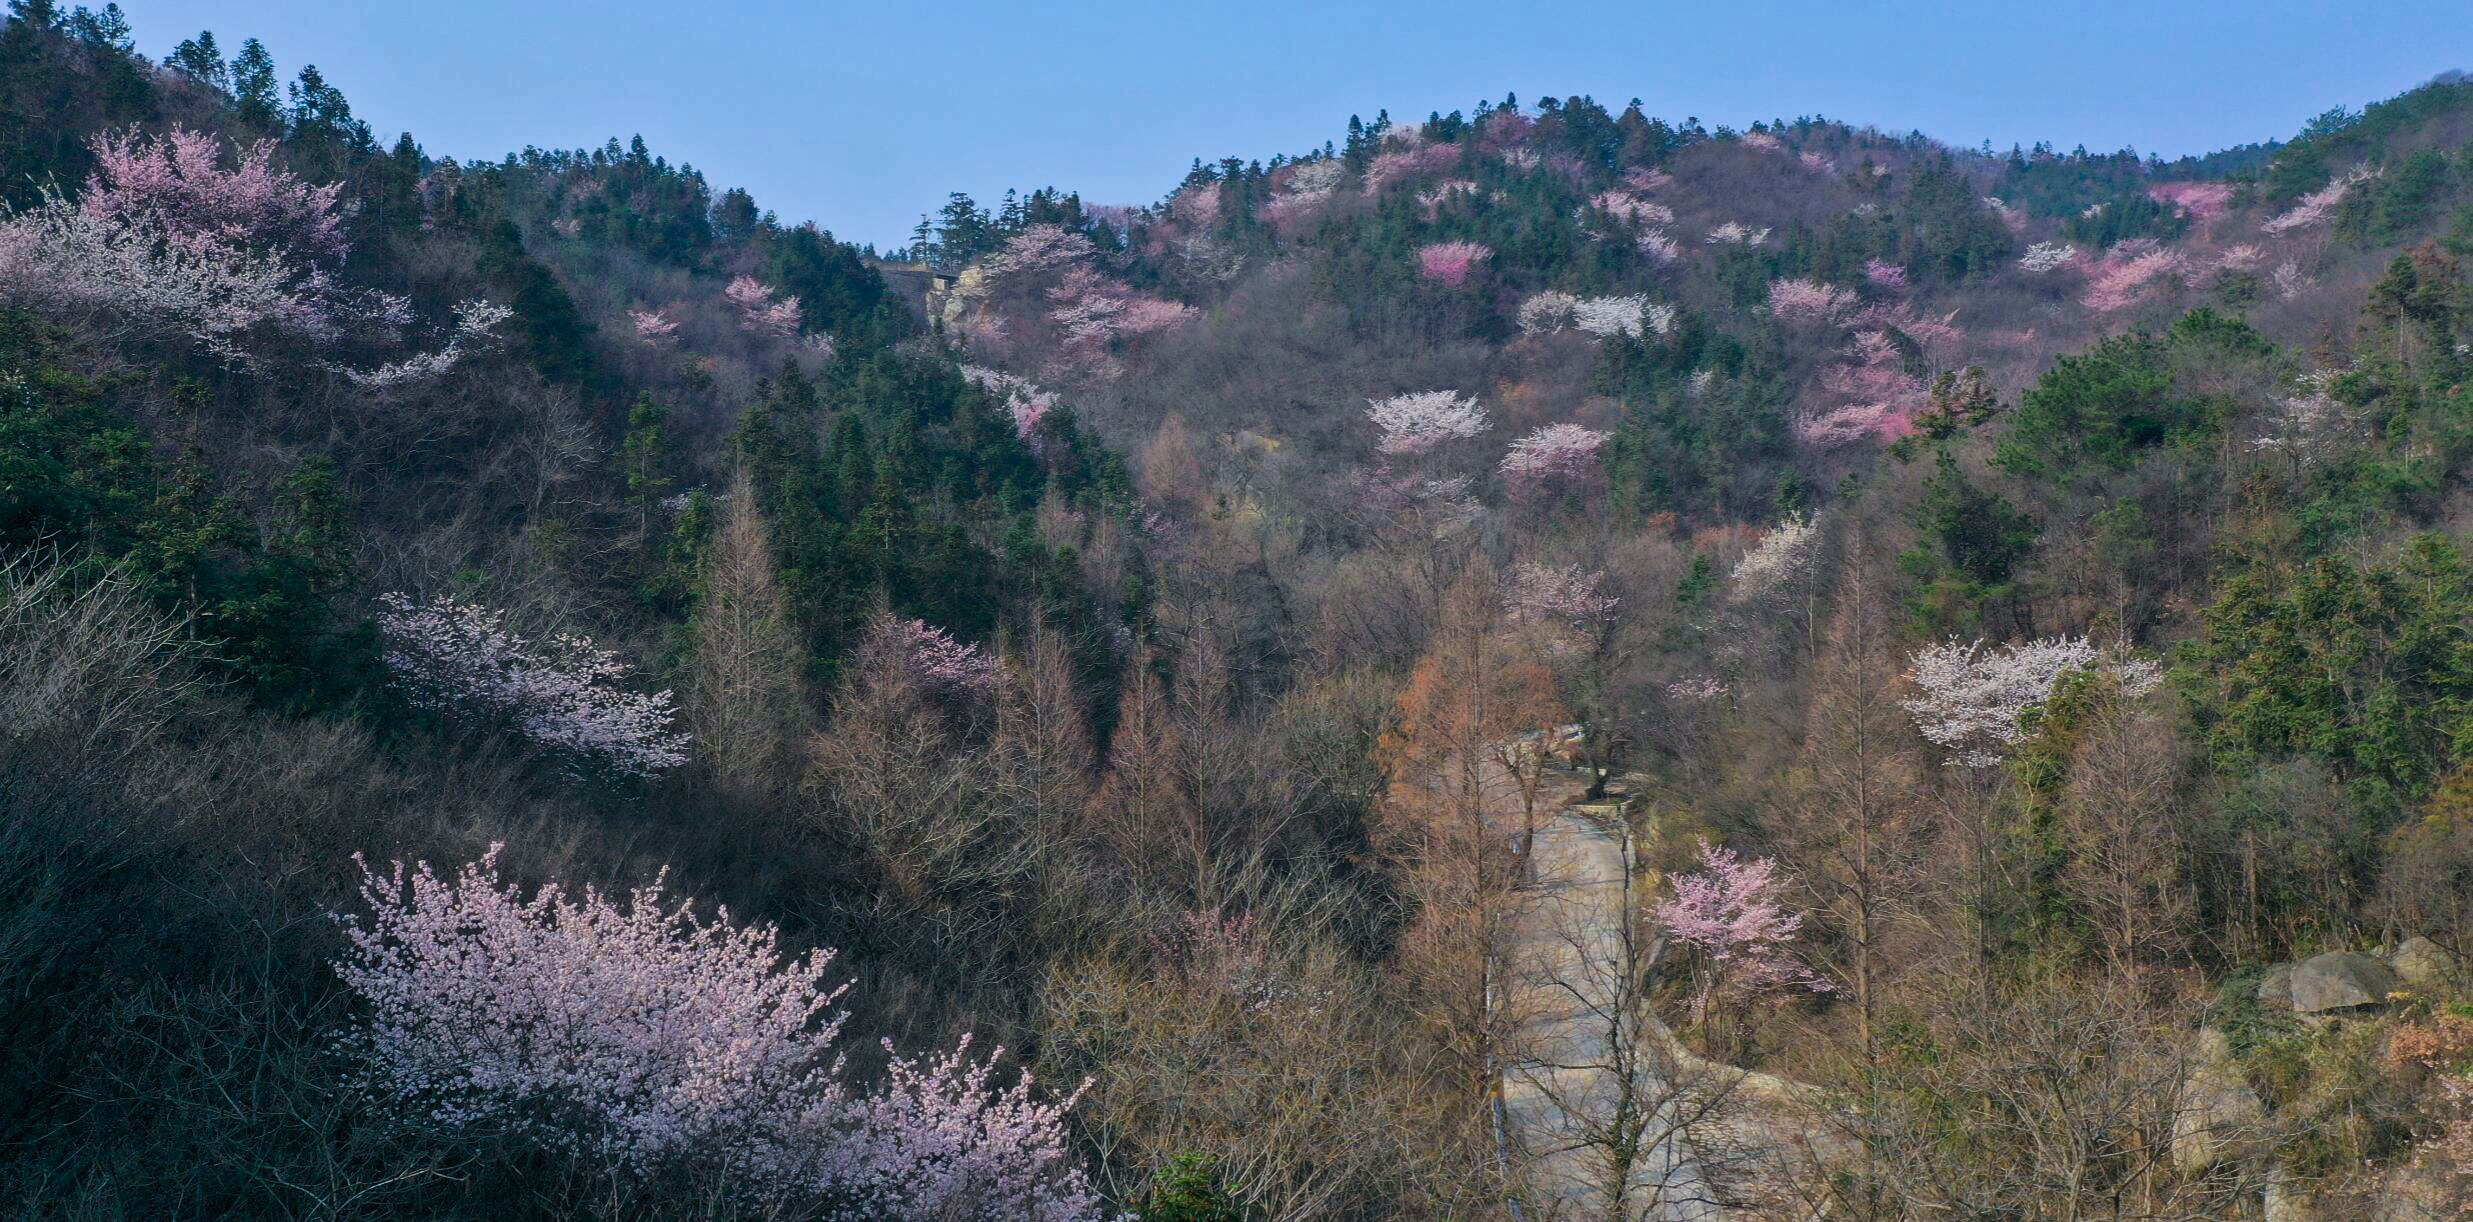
1768;277;1855;325
1499;423;1610;503
1862;258;1910;293
374;593;689;777
336;846;1101;1219
2081;240;2184;312
630;306;681;345
0;128;477;369
725;275;802;338
877;615;1002;708
81;125;348;262
1653;841;1829;1028
1416;241;1492;288
2147;181;2233;222
2262;165;2376;235
1503;560;1618;640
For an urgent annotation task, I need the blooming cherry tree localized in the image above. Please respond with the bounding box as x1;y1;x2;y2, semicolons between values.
2262;165;2375;235
2018;242;2082;274
336;846;1100;1219
1499;423;1610;503
1503;560;1618;637
2081;240;2183;312
1416;240;1492;287
1903;636;2162;766
1769;277;1855;325
81;125;348;262
374;593;688;777
1653;841;1829;1026
1730;516;1821;602
725;275;802;338
630;306;680;345
2147;181;2233;222
1862;258;1910;293
1366;390;1489;456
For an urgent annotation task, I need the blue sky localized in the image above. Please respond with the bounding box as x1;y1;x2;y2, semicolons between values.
123;1;2470;250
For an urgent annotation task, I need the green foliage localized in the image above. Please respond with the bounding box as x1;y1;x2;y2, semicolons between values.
2194;534;2473;817
1599;312;1792;520
2058;190;2189;248
1138;1153;1244;1222
1996;328;2219;479
1915;451;2038;587
476;219;603;393
2338;147;2458;245
0;313;364;704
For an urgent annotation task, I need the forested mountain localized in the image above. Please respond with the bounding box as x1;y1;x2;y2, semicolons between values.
5;3;2473;1217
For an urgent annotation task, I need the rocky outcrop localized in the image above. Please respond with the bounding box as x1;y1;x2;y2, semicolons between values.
2388;937;2460;995
2288;951;2402;1014
2172;1028;2269;1177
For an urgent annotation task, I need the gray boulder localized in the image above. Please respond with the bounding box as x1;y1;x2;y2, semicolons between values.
2387;936;2459;994
2257;963;2294;1011
2288;951;2401;1013
2172;1028;2268;1176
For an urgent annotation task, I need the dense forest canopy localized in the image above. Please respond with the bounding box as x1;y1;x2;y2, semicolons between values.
6;3;2473;1217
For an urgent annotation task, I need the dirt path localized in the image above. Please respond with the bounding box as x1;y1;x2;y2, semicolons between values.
1498;794;1725;1220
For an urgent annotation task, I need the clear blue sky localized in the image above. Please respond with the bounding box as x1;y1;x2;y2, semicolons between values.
122;0;2470;250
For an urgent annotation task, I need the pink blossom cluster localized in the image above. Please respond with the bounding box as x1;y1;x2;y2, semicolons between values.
1623;167;1674;194
1794;330;1924;449
629;306;681;345
373;593;688;776
1591;191;1676;228
1653;841;1829;1018
1903;636;2160;766
336;847;1100;1219
1171;181;1222;226
1637;228;1682;262
725;275;803;339
1499;422;1610;502
1739;131;1784;152
1862;258;1910;293
960;365;1060;444
2262;165;2375;235
0;128;438;365
1768;277;1856;325
1502;560;1618;636
1362;141;1463;194
883;617;1002;706
985;225;1100;280
1799;150;1837;174
2081;240;2183;312
1366;390;1490;455
1416;241;1492;288
2147;181;2233;222
81;126;349;262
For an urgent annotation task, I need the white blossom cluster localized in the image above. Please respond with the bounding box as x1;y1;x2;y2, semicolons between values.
1903;637;2163;767
1729;516;1821;602
1516;291;1670;339
1366;390;1490;455
2017;242;2081;274
375;593;689;777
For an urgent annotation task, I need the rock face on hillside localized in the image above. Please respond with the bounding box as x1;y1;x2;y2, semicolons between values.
2172;1028;2267;1176
2388;937;2459;994
2287;952;2402;1014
